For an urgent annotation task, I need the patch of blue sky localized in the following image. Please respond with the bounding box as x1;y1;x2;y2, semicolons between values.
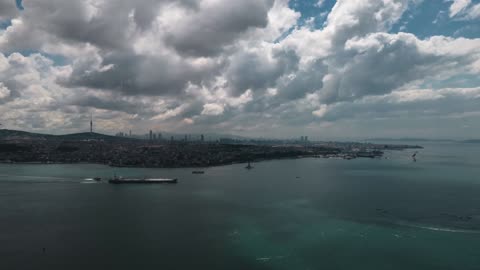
421;74;480;89
16;0;24;10
273;0;335;43
289;0;336;29
273;28;294;43
391;0;480;39
13;49;68;66
0;20;12;29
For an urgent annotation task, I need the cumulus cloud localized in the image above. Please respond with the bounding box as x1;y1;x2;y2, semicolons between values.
448;0;480;20
162;0;274;57
318;32;480;103
0;0;18;21
201;103;225;116
313;87;480;122
0;0;480;138
0;82;10;99
464;3;480;20
449;0;472;17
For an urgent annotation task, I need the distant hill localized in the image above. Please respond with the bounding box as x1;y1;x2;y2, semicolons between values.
60;132;127;141
0;129;54;140
0;129;252;142
0;129;134;141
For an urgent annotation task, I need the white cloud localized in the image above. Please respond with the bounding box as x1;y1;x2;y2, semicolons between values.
201;103;225;116
449;0;471;17
464;3;480;20
0;82;10;99
0;0;479;138
312;104;328;118
150;104;188;121
315;0;325;8
448;0;480;20
0;0;18;21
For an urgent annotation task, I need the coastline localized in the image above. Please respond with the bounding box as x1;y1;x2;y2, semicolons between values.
0;129;423;169
0;150;417;169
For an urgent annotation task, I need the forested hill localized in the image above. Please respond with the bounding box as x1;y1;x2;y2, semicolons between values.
0;129;133;141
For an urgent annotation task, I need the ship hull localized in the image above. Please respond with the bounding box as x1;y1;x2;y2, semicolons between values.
108;178;178;184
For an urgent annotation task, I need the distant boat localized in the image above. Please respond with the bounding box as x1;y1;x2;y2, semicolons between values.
245;161;253;169
412;151;418;162
108;176;178;184
192;171;205;174
93;177;102;181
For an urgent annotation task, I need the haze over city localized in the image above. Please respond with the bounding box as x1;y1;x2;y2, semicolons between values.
1;0;480;139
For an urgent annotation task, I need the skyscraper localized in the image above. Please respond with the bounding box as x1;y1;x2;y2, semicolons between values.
149;130;153;141
90;114;93;133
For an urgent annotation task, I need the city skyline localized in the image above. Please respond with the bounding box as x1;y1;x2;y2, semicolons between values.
1;0;480;139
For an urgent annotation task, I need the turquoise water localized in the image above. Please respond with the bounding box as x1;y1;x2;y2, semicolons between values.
1;142;480;269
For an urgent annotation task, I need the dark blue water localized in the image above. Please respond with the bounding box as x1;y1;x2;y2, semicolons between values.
1;142;480;269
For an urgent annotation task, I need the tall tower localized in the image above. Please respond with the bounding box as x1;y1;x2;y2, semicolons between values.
90;114;93;133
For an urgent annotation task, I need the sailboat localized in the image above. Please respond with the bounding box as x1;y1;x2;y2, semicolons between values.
245;161;253;169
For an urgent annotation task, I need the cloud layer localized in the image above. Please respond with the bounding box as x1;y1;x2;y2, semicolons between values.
0;0;480;139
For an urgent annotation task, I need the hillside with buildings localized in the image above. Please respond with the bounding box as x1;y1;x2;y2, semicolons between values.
0;129;423;168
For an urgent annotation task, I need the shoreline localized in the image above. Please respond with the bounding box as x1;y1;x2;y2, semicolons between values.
0;152;403;169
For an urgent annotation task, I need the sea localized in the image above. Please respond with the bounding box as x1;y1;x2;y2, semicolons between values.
1;141;480;270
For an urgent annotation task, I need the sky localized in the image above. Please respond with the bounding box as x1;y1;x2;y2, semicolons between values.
0;0;480;140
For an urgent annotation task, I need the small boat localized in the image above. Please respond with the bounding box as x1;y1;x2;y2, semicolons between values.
93;177;102;181
109;176;178;184
412;151;418;162
192;171;205;174
245;161;253;170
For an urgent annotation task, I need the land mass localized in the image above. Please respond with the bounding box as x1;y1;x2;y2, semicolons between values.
0;129;422;168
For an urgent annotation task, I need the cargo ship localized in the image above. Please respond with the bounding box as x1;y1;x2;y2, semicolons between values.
108;176;178;184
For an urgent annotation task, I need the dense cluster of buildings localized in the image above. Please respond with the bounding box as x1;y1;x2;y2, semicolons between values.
115;130;208;143
0;123;422;167
0;136;340;167
0;136;423;168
